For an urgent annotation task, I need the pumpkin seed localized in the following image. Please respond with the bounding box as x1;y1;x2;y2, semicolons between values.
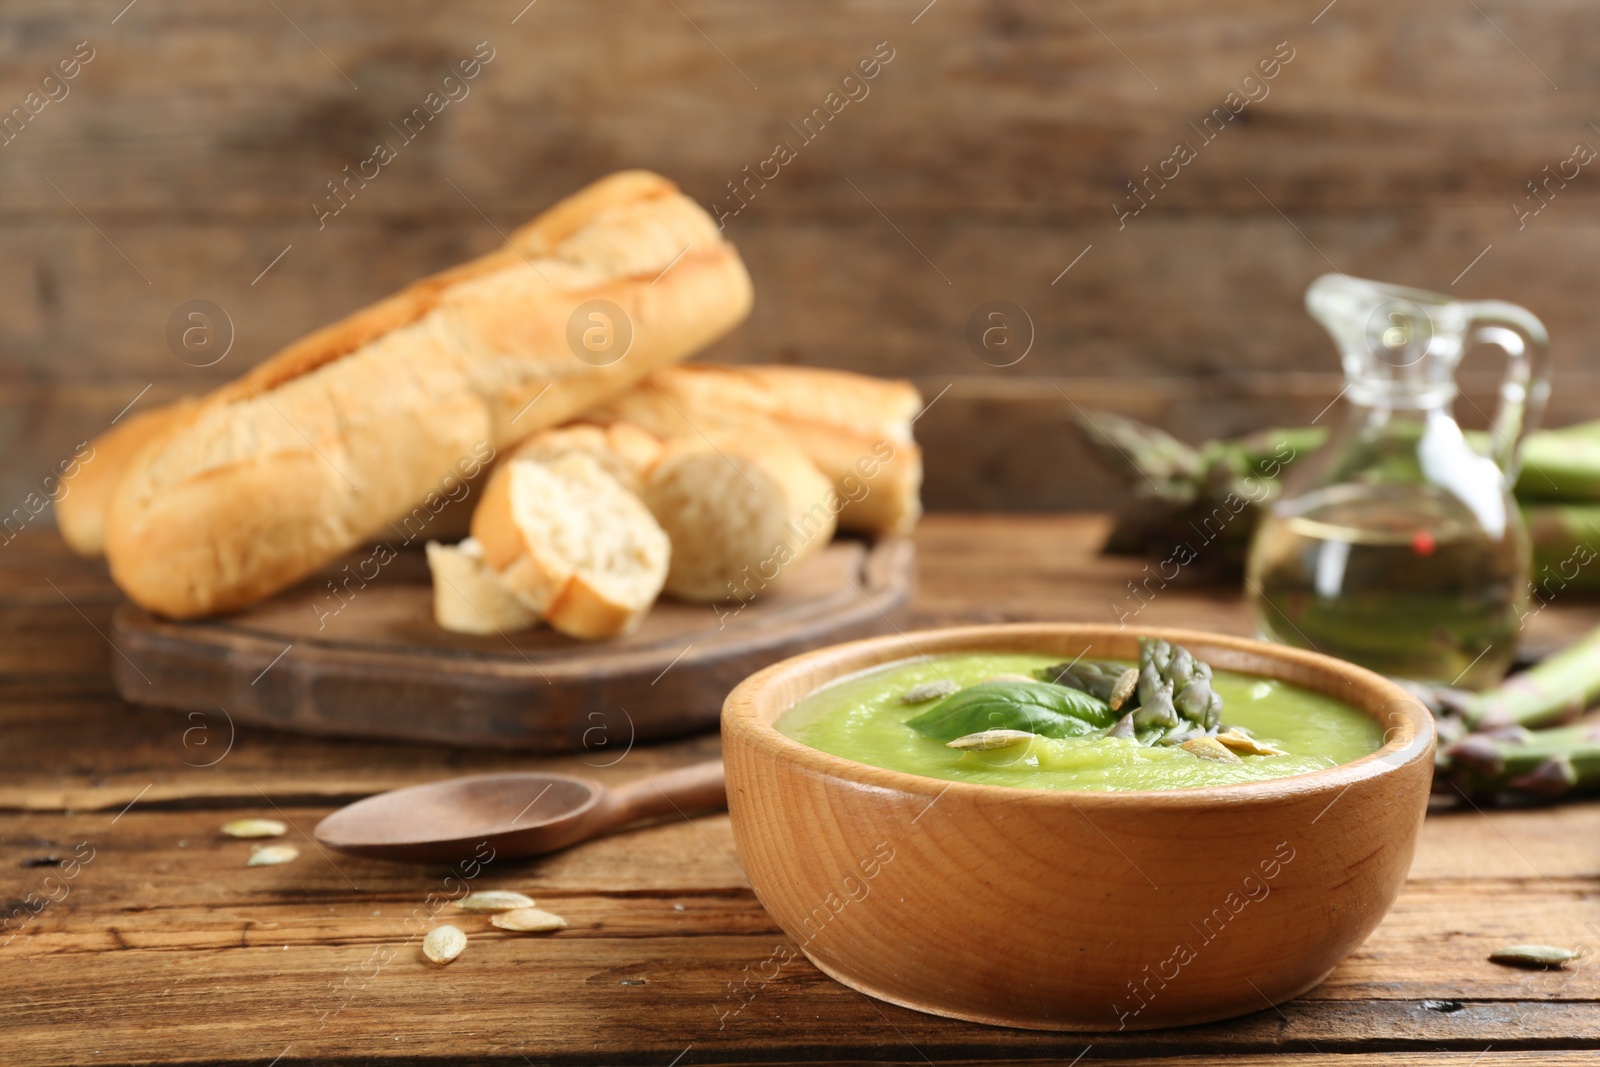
422;924;467;964
490;907;568;933
223;818;287;839
246;844;299;866
946;729;1036;751
899;679;959;704
1180;737;1243;763
454;891;536;912
1215;729;1288;757
1108;668;1140;711
1489;944;1581;969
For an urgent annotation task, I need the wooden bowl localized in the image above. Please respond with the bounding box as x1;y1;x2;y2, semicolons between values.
721;624;1434;1031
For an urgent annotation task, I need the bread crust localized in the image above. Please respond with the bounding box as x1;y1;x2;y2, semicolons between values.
463;462;543;602
543;572;654;641
55;399;198;557
103;172;751;618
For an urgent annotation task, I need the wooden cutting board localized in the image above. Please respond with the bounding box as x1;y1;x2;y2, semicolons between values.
108;538;914;751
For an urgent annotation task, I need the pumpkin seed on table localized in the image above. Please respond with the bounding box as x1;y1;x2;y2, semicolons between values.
490;908;568;933
1179;737;1243;763
899;679;959;704
1489;944;1582;969
222;818;287;839
454;891;536;912
423;924;467;964
246;844;299;866
947;729;1036;751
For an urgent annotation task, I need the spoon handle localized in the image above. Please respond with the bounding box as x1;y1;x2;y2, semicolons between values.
603;760;727;827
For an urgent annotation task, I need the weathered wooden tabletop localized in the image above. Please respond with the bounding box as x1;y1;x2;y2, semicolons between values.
6;515;1600;1066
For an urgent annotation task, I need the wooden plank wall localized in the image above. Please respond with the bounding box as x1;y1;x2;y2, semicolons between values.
2;0;1597;515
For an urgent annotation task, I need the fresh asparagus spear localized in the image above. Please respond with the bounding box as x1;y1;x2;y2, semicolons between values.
1442;720;1600;799
1451;720;1600;761
1458;624;1600;729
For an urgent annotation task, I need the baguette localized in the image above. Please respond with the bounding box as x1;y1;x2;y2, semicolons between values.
103;171;752;618
583;363;922;535
470;453;669;639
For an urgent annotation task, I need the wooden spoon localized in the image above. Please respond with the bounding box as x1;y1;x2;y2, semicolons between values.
312;760;726;863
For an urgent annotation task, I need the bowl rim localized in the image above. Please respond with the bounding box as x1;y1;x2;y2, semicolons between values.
722;622;1436;807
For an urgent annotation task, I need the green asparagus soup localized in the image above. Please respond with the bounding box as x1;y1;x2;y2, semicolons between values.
776;652;1384;792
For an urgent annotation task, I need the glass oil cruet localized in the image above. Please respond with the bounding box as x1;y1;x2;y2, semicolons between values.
1246;274;1550;688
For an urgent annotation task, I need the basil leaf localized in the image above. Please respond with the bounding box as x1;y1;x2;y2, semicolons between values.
905;681;1116;742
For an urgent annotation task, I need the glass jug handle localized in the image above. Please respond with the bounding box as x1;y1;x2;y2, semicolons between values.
1461;300;1551;483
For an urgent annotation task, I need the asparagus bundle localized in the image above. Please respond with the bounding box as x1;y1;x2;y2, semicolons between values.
1077;413;1600;578
1409;622;1600;800
1077;411;1322;568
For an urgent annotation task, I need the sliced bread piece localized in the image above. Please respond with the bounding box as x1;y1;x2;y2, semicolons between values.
471;452;669;640
641;425;836;602
425;538;538;635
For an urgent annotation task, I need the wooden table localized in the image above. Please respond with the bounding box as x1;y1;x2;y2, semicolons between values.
7;515;1600;1066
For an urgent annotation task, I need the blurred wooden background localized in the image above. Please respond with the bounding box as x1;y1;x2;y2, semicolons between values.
2;0;1597;515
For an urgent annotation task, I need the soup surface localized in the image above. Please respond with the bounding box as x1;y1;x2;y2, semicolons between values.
776;652;1384;791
